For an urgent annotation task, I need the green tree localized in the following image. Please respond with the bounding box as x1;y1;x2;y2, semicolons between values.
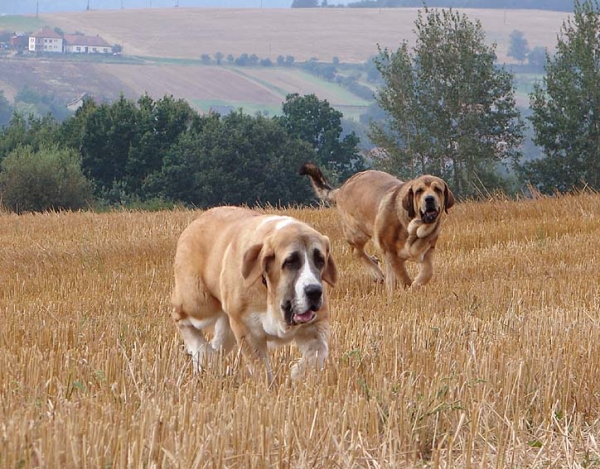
0;113;59;162
58;94;197;204
0;145;94;213
508;30;530;63
528;46;547;68
80;95;139;199
147;111;313;207
0;91;13;129
370;7;524;198
125;94;196;198
143;115;220;205
280;93;364;182
525;0;600;193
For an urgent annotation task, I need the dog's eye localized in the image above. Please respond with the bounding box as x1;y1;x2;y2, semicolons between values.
415;188;424;195
313;250;325;269
282;252;300;270
434;187;443;194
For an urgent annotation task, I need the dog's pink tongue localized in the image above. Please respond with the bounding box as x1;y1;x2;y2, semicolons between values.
294;311;315;323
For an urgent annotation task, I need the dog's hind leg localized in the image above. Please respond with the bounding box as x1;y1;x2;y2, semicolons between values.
350;241;385;283
171;279;222;374
172;311;215;374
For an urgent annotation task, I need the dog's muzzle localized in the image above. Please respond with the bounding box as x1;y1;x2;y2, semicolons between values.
421;196;440;223
282;284;322;326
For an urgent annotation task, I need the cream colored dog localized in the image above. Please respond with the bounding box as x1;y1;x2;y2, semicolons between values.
300;163;454;290
171;206;338;383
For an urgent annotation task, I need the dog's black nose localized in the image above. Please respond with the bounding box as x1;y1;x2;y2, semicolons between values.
304;284;323;303
424;195;436;205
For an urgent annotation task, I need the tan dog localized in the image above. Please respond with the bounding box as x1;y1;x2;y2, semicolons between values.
171;206;338;383
300;163;454;290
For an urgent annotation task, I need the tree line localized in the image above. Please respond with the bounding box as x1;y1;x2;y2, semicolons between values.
0;93;363;213
1;0;599;213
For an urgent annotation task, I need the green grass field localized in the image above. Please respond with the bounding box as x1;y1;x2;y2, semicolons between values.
0;15;43;31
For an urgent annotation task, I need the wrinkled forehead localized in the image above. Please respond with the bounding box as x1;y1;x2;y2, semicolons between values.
415;176;445;192
272;223;327;257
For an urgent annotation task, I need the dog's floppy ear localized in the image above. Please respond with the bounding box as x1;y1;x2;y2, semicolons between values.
322;237;338;287
402;185;416;219
444;184;455;213
242;243;273;287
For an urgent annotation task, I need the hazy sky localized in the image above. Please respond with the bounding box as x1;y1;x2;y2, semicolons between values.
2;0;352;15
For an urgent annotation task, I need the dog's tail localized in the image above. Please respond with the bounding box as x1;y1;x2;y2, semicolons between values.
299;162;337;205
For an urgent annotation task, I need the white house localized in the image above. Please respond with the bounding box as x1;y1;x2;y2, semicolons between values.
63;34;112;54
28;27;63;53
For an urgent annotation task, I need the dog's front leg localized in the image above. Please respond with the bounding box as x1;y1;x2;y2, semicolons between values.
229;319;273;384
292;321;330;381
412;247;435;287
384;251;411;290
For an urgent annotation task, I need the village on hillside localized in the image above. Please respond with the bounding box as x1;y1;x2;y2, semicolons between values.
4;26;118;55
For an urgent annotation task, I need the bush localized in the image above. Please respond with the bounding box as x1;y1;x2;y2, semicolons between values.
0;145;94;213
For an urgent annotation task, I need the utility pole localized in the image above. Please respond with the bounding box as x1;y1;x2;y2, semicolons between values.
86;0;90;11
36;0;39;18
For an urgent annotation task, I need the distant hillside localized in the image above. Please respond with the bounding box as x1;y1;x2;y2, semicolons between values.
40;8;568;63
0;8;567;125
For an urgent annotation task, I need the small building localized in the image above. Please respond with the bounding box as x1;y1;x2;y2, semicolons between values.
63;34;111;54
28;27;63;53
9;32;28;50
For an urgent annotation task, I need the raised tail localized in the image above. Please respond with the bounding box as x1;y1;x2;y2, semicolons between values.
299;162;337;205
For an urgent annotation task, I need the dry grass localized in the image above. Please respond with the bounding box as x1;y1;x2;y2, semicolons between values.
1;193;600;468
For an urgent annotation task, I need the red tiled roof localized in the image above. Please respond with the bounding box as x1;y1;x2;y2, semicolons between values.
63;34;111;48
30;27;63;39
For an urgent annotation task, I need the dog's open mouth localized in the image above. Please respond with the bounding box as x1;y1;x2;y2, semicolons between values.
293;310;316;324
421;209;439;224
283;302;317;325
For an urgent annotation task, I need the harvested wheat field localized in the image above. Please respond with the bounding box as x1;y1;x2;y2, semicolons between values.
43;8;568;64
1;192;600;468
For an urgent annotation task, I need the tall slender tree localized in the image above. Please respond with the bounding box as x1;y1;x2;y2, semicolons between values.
508;30;530;63
370;7;524;198
0;91;13;129
524;0;600;193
